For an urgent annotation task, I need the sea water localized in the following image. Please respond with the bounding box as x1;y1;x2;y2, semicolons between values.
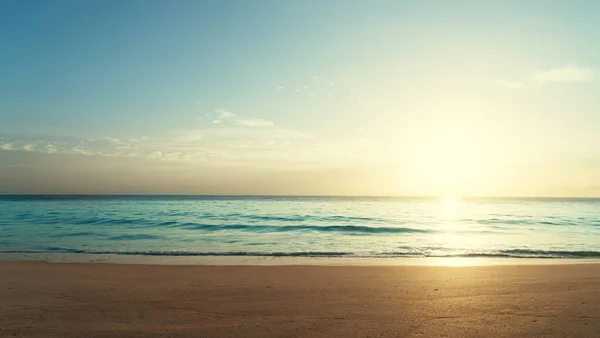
1;196;599;264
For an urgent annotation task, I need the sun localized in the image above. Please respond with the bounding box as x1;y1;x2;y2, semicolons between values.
409;130;488;196
442;195;461;205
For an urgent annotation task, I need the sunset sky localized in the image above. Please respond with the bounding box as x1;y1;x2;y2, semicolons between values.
1;0;599;196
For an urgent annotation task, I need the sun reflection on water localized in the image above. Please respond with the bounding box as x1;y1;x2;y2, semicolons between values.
440;195;462;224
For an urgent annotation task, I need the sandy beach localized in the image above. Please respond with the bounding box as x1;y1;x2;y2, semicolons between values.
0;261;598;337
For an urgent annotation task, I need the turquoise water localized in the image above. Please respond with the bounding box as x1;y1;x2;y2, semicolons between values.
1;196;599;261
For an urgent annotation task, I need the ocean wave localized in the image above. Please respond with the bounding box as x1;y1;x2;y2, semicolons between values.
8;213;595;230
497;249;600;258
8;212;596;231
107;234;164;240
2;248;600;259
74;217;148;225
468;218;580;227
239;214;390;223
151;212;392;224
179;223;429;234
48;231;104;238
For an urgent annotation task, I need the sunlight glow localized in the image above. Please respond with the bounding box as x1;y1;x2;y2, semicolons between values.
442;195;461;207
407;129;492;196
440;195;461;221
433;257;482;266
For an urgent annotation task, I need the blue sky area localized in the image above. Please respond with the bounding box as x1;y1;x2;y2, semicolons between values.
1;0;599;196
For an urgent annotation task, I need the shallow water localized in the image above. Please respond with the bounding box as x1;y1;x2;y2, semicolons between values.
1;196;599;262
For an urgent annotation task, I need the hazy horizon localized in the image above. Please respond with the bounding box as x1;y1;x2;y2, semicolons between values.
2;1;600;197
2;194;600;200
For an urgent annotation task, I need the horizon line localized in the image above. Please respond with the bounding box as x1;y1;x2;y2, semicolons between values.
1;194;599;199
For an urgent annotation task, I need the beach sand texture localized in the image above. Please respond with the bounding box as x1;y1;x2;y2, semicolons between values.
1;261;599;337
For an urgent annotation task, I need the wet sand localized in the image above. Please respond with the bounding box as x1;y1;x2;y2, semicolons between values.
1;261;599;337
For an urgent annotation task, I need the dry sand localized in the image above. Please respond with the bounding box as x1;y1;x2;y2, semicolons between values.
1;261;599;337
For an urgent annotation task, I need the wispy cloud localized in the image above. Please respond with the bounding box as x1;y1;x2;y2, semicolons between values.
148;151;163;159
22;143;38;151
497;64;595;90
211;109;237;124
0;109;366;168
69;147;93;156
356;99;383;108
212;109;274;127
234;118;274;127
276;76;387;116
496;80;527;89
276;76;336;98
532;64;595;84
104;137;123;144
45;144;58;153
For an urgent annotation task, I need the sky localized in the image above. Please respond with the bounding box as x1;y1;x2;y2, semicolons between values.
1;0;599;196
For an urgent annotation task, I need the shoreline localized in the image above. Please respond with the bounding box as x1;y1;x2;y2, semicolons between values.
2;261;599;337
3;253;600;266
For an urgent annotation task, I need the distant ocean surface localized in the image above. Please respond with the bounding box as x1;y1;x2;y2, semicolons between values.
1;196;599;263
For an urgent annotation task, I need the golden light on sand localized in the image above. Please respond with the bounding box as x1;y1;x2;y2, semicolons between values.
433;257;485;266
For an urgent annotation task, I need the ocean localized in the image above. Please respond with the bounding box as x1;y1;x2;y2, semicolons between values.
1;196;599;264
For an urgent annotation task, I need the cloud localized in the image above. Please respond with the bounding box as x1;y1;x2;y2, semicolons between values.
532;64;595;84
23;143;38;151
211;109;236;124
174;133;204;142
0;132;362;170
234;118;274;127
211;109;274;128
216;109;237;120
45;144;58;153
148;151;163;159
497;64;595;90
276;76;336;98
0;108;367;169
69;147;93;156
356;99;383;108
104;137;123;144
496;80;526;89
211;110;237;124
